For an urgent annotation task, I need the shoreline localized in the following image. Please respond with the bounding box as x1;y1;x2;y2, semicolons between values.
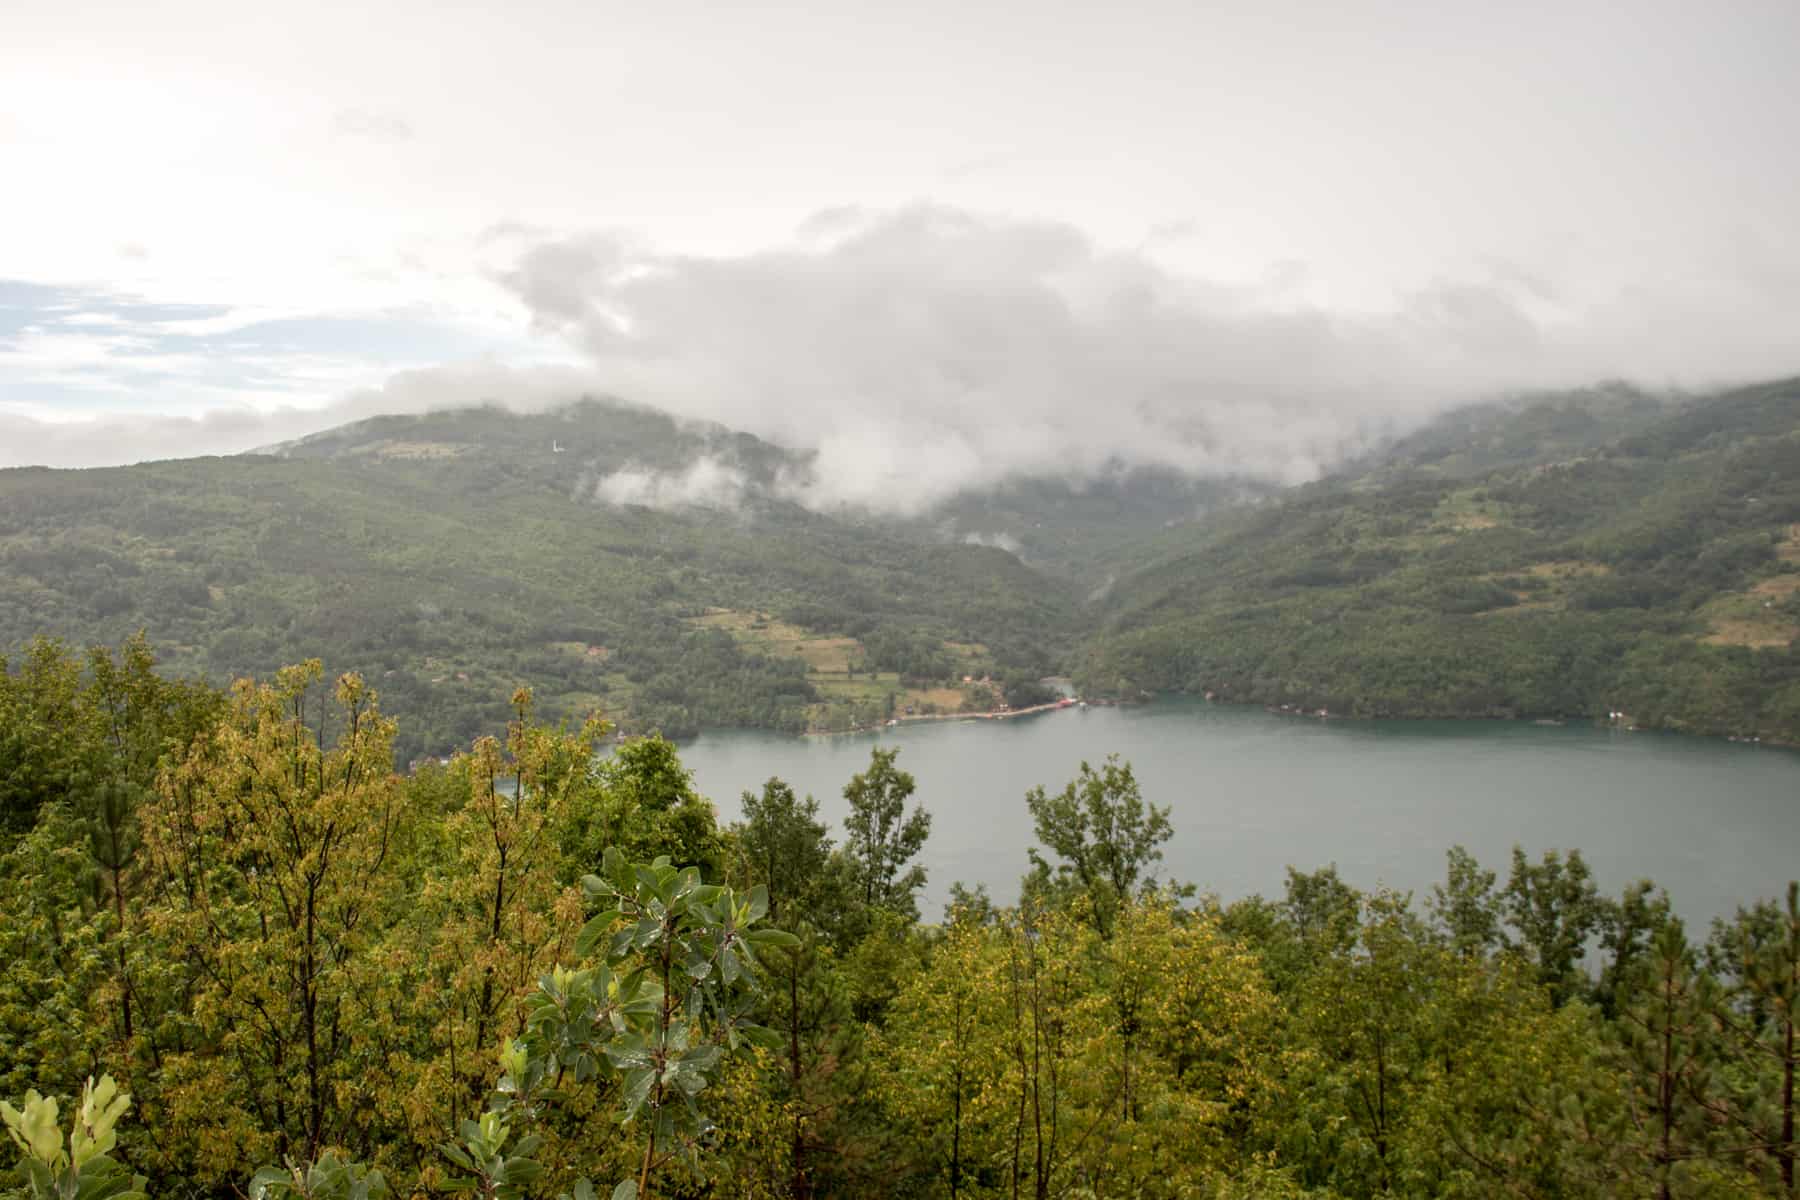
783;692;1795;751
802;697;1118;737
1238;693;1795;750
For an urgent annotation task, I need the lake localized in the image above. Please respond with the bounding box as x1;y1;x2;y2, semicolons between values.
680;699;1800;933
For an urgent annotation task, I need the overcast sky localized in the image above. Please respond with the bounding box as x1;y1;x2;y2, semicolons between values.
3;0;1797;503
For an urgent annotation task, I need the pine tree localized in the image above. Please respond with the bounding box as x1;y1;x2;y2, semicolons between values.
1710;882;1800;1193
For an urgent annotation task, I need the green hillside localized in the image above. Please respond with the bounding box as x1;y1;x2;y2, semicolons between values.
1081;377;1800;740
0;400;1081;761
7;379;1800;752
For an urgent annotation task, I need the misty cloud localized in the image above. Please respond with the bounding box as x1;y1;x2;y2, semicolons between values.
591;455;749;511
498;205;1800;514
962;530;1024;556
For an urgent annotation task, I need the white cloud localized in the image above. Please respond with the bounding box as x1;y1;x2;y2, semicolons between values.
498;205;1800;514
962;530;1024;555
592;455;748;511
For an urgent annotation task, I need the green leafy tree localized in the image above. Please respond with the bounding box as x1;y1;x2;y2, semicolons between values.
733;778;866;1197
141;663;417;1175
1282;890;1437;1196
399;689;605;1163
1598;879;1675;1019
1282;864;1364;968
1024;755;1173;937
1416;951;1610;1196
0;636;220;1108
736;778;834;928
250;1155;389;1200
0;639;82;843
506;848;799;1200
436;1111;542;1200
879;912;1011;1200
564;736;725;883
842;748;930;922
1428;844;1502;960
1503;847;1607;1006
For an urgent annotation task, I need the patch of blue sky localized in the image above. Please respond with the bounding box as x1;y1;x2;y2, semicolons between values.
2;278;491;355
1;278;500;417
0;280;83;339
0;279;231;337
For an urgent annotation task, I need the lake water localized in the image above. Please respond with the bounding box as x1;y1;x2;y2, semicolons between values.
680;700;1800;933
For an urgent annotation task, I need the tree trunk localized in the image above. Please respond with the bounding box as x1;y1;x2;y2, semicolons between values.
788;956;809;1200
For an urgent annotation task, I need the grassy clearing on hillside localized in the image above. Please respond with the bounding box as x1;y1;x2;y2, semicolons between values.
1700;571;1800;649
694;609;861;672
1431;490;1512;532
690;608;985;729
1780;524;1800;563
1524;560;1613;579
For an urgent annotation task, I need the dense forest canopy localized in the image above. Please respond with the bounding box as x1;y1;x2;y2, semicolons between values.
4;378;1800;756
4;641;1799;1199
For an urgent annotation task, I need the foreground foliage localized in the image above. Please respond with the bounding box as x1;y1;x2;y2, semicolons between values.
5;642;1800;1197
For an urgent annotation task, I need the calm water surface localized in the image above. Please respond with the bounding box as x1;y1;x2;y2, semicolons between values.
680;700;1800;931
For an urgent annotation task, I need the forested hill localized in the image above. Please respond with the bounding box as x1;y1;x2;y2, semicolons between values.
1080;376;1800;740
6;378;1800;754
0;399;1083;762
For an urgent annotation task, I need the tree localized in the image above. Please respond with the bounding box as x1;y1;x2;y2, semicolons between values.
1283;865;1363;959
1283;890;1436;1196
732;778;865;1197
239;847;798;1200
398;689;606;1166
0;635;220;1106
1579;921;1744;1198
1024;755;1172;937
1709;882;1800;1193
0;639;82;843
1417;950;1608;1196
736;778;833;927
842;748;930;922
1503;847;1607;1006
142;663;416;1174
1598;879;1675;1019
508;849;798;1200
1428;845;1502;960
1096;898;1281;1194
996;902;1106;1200
879;915;1007;1200
566;736;725;883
